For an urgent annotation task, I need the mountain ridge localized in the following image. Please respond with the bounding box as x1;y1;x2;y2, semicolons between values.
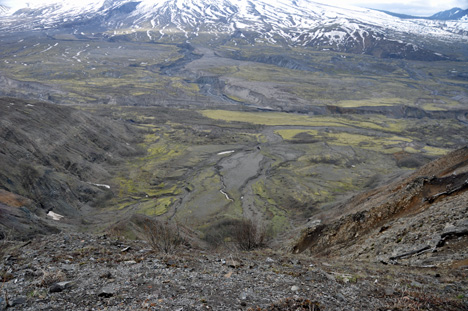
1;0;467;61
430;7;468;20
379;7;468;21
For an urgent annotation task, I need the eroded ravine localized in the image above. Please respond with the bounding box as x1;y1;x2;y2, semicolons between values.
161;124;302;236
159;126;285;229
166;148;268;225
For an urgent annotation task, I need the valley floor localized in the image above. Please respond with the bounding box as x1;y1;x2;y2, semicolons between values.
1;233;467;311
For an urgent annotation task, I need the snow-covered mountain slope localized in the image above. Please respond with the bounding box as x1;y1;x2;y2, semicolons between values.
0;5;10;14
1;0;467;60
430;7;468;20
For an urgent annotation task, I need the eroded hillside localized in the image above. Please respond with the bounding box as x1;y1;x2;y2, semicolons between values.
0;98;141;237
294;147;468;268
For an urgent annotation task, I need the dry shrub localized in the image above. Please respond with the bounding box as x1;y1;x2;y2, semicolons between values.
37;269;66;287
204;218;267;251
248;297;320;310
0;231;9;260
143;219;184;254
233;218;267;251
387;290;467;311
0;230;18;261
203;219;239;248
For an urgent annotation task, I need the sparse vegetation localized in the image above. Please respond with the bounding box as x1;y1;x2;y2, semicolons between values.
37;269;66;287
142;219;185;254
386;290;467;311
203;218;240;248
203;218;268;250
248;297;321;311
233;218;267;251
0;230;13;261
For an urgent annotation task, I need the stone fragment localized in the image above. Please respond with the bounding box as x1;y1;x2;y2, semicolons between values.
121;246;131;252
98;285;116;298
99;271;113;279
384;288;395;296
289;259;301;265
239;291;249;300
98;287;115;298
61;264;76;271
124;260;137;265
0;297;6;311
227;260;241;268
166;259;177;267
10;297;27;307
49;281;74;293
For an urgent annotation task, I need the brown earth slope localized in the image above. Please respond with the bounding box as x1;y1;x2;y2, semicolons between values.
293;147;468;268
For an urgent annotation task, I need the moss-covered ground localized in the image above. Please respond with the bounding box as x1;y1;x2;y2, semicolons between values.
74;102;466;240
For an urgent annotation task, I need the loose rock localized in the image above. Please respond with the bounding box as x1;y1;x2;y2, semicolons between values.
49;281;74;293
0;297;6;311
98;285;116;298
10;297;27;307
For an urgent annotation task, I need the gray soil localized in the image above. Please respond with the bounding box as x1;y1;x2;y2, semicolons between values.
1;233;467;311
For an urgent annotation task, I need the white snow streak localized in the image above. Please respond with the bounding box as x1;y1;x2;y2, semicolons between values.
217;150;235;155
47;211;65;221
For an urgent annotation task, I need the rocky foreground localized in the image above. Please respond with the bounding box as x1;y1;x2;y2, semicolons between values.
1;232;467;311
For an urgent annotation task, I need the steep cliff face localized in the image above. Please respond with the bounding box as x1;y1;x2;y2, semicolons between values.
293;147;468;267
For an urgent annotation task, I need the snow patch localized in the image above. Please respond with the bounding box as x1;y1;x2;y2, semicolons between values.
220;189;233;201
47;211;65;221
91;183;111;189
217;150;235;155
